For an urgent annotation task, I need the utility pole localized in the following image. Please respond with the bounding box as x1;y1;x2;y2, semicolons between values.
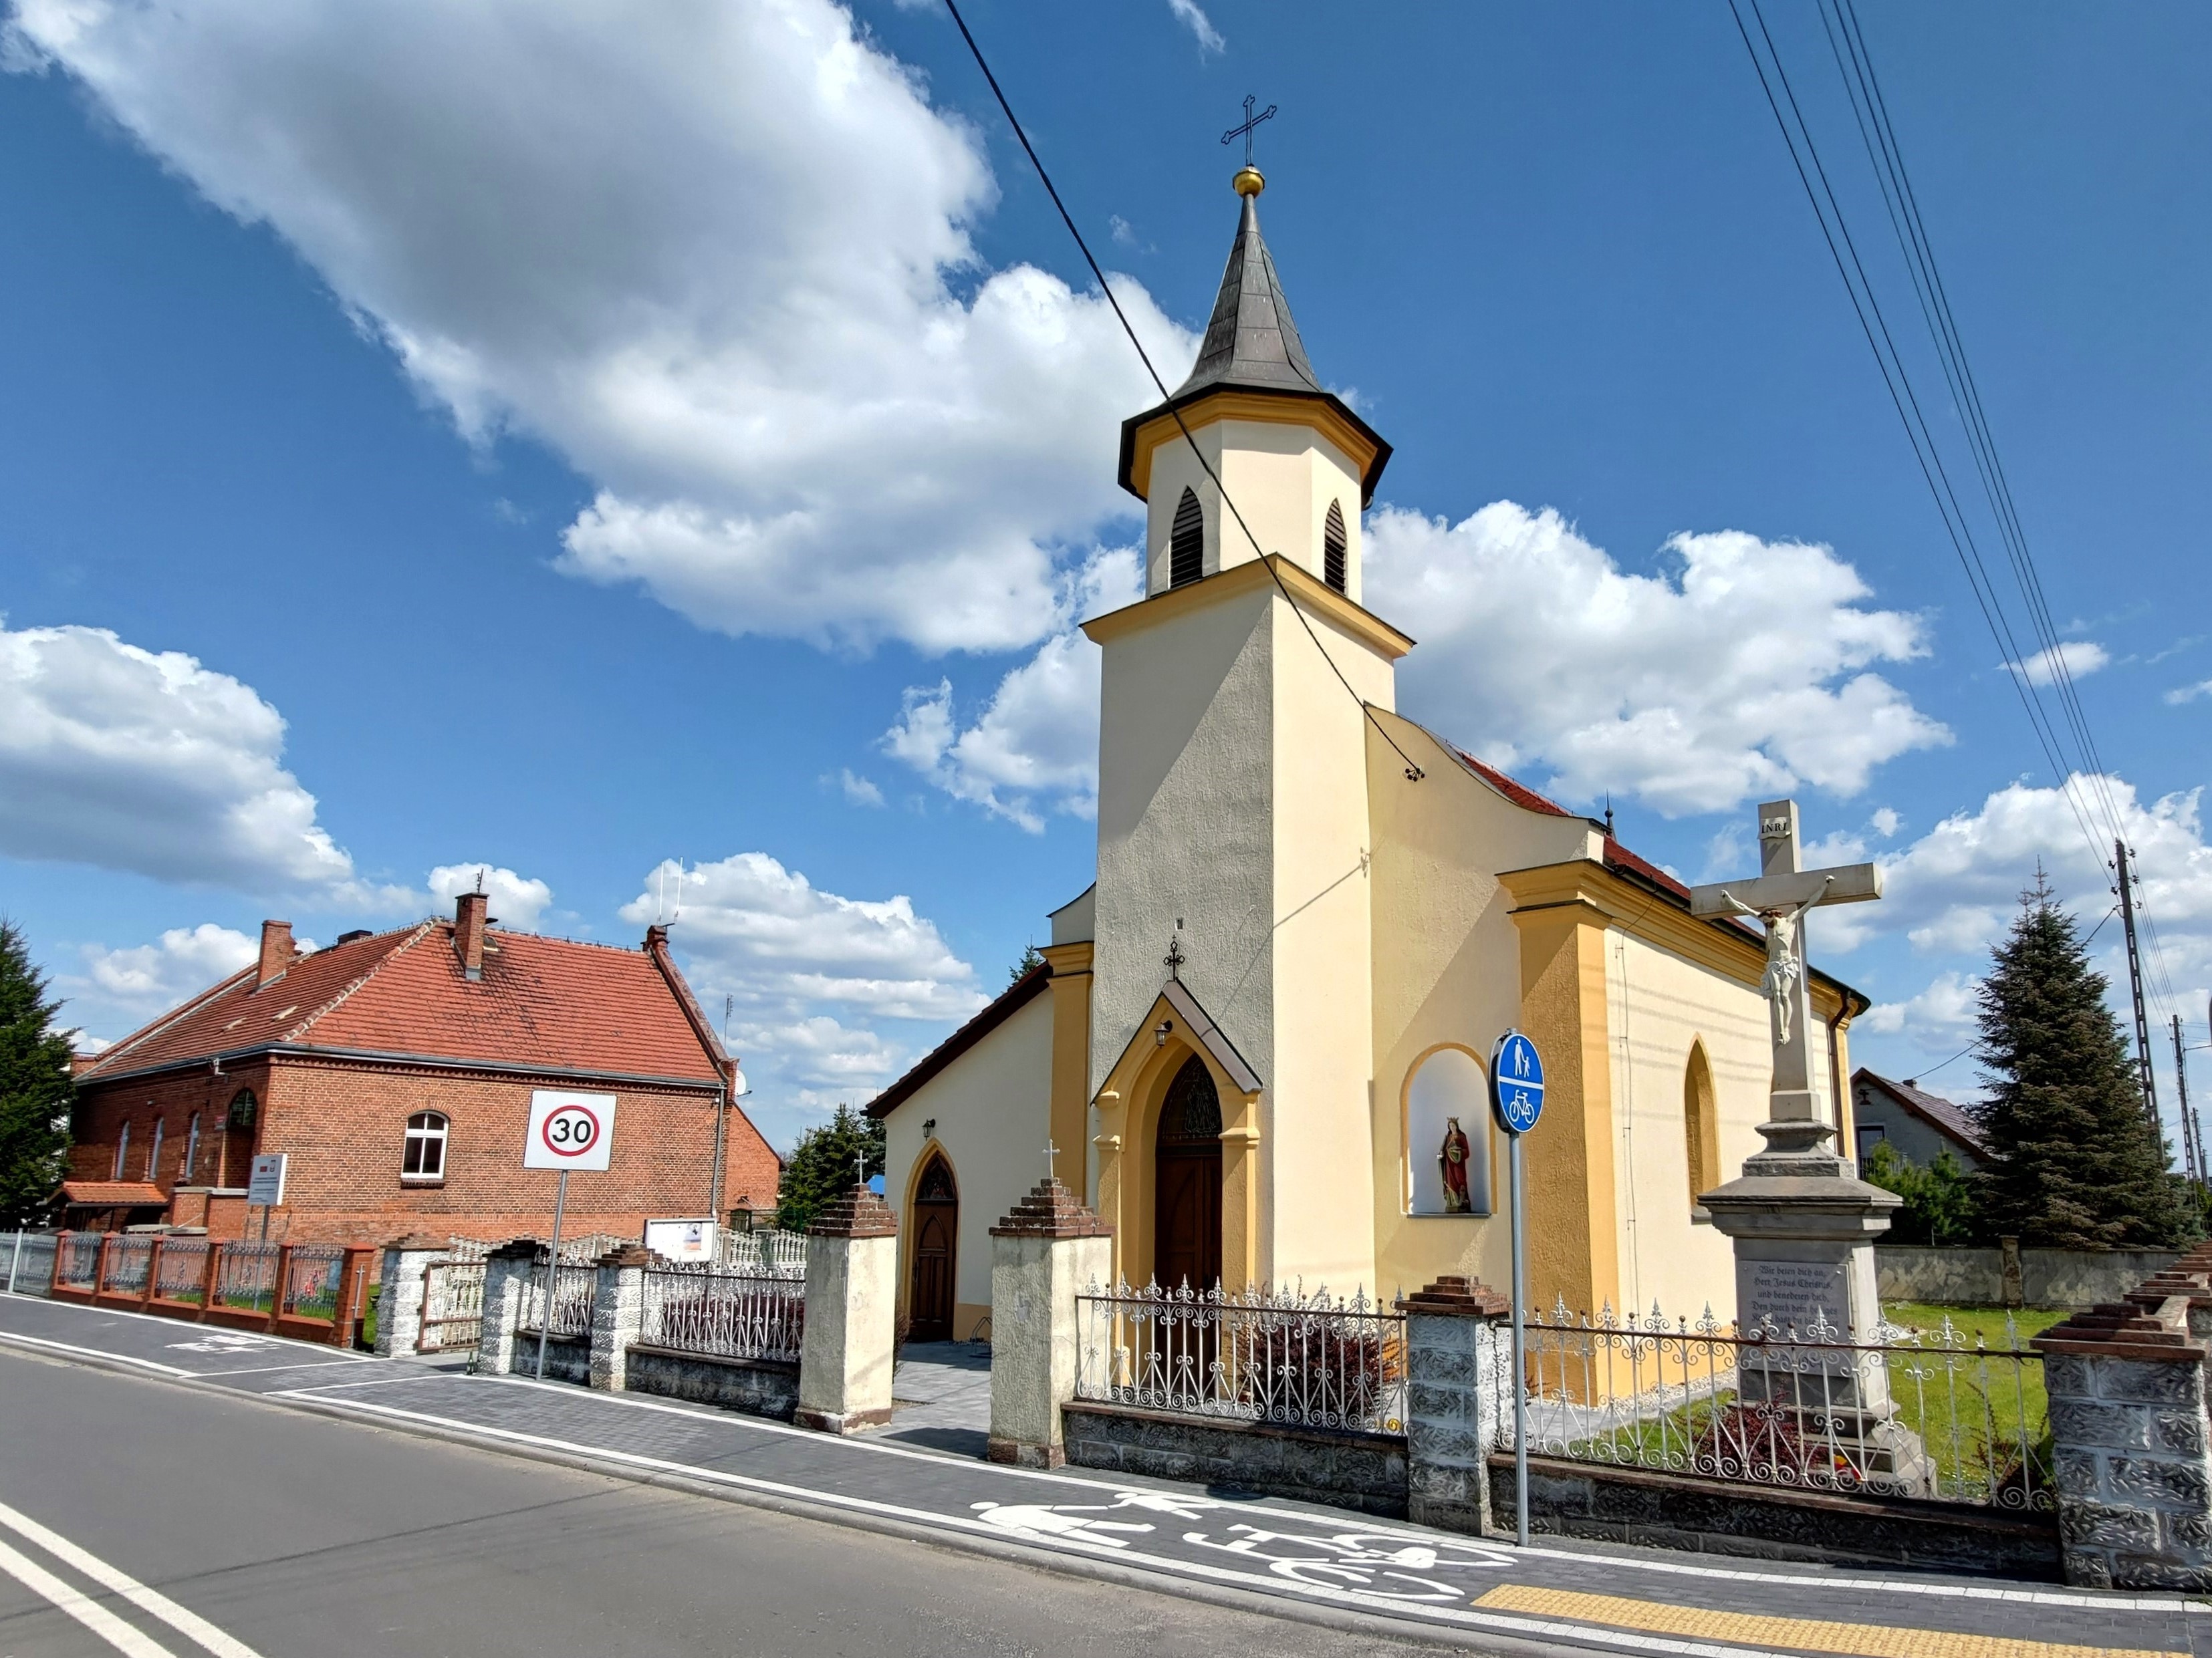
2116;840;2160;1132
2175;1015;2202;1190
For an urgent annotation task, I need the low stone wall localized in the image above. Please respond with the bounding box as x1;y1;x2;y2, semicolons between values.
1877;1247;2181;1310
624;1345;798;1420
517;1331;590;1386
1063;1401;1407;1516
1490;1454;2060;1578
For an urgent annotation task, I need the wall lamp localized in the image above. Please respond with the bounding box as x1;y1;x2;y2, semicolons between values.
1154;1019;1174;1048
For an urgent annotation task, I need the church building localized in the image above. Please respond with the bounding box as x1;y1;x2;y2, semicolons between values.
870;162;1867;1343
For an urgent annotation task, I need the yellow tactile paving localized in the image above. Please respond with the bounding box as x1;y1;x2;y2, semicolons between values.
1471;1584;2187;1658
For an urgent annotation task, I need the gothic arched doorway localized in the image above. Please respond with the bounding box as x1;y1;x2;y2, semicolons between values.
908;1152;959;1343
1153;1055;1223;1292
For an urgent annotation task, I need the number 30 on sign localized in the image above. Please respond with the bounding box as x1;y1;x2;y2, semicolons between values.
524;1090;617;1171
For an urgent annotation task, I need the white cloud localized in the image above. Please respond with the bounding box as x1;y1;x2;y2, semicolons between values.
882;546;1140;829
7;0;1191;657
70;924;258;1016
1363;503;1951;817
624;852;984;1141
1870;807;1902;838
2003;639;2108;688
0;620;379;897
1859;970;1981;1061
835;769;885;808
2167;680;2212;706
425;863;554;930
1166;0;1226;56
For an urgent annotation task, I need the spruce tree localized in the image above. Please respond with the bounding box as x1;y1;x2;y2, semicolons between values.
773;1103;886;1232
1973;873;2195;1249
0;920;75;1228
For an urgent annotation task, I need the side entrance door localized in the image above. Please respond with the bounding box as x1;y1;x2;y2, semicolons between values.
909;1153;958;1343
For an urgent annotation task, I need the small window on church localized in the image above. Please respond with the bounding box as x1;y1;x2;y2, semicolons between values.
113;1121;130;1182
1170;488;1203;587
402;1111;449;1182
1405;1048;1490;1216
1685;1042;1720;1217
1324;500;1347;593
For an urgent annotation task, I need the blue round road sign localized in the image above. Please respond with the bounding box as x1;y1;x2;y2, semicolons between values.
1491;1030;1546;1135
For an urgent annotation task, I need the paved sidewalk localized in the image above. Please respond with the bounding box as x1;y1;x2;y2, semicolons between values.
4;1290;2207;1657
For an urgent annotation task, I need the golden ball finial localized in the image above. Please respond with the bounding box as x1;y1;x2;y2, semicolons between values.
1233;164;1265;198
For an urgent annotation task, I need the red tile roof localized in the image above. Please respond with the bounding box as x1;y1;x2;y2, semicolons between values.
59;1182;166;1207
80;921;725;1088
1454;748;1574;817
1854;1069;1989;1158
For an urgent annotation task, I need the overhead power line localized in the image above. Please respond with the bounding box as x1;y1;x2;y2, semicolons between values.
938;0;1427;783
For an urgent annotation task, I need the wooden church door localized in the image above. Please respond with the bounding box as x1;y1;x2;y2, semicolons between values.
1153;1056;1223;1292
909;1153;958;1343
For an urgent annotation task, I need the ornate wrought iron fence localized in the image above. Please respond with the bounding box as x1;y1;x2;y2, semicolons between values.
5;1232;59;1295
521;1259;596;1339
715;1228;808;1278
53;1232;99;1289
215;1242;282;1310
154;1238;211;1302
100;1235;154;1297
1494;1300;2052;1512
416;1258;486;1353
640;1265;805;1362
281;1244;346;1322
1075;1280;1408;1435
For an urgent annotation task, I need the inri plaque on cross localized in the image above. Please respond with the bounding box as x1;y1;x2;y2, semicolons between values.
1687;799;1881;1151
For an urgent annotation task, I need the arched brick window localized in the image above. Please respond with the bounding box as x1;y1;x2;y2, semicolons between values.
402;1111;449;1182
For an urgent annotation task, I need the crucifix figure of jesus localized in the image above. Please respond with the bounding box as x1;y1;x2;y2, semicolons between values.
1688;799;1882;1139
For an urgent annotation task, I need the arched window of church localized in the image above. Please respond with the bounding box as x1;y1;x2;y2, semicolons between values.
1404;1047;1490;1215
1685;1041;1719;1217
1160;1055;1222;1142
1170;488;1204;587
1324;500;1348;593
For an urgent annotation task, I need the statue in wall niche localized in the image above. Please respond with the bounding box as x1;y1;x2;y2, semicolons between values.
1439;1118;1472;1214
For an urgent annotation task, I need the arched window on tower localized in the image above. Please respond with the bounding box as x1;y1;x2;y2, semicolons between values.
1170;487;1203;587
1324;500;1348;593
1685;1041;1719;1218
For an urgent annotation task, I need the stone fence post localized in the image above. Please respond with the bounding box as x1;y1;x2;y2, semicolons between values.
590;1244;653;1392
1402;1274;1511;1537
376;1235;447;1357
796;1186;898;1435
475;1238;539;1376
2037;1282;2212;1590
987;1178;1112;1468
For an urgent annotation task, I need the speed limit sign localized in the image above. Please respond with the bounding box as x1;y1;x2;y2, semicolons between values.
524;1090;616;1171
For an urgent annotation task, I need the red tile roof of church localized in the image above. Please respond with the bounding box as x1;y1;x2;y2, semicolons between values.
1454;749;1575;818
78;921;725;1087
59;1181;167;1207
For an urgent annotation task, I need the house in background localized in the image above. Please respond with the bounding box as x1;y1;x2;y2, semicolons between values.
62;894;779;1243
1849;1068;1988;1172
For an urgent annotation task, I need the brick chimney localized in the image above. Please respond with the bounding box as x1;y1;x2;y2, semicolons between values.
255;920;293;989
454;891;489;981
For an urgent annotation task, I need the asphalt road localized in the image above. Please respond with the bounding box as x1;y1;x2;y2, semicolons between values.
0;1345;1449;1658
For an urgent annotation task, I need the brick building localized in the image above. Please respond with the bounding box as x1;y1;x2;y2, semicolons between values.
63;895;779;1244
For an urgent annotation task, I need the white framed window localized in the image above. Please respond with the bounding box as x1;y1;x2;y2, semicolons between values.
146;1117;164;1180
113;1121;131;1181
402;1111;449;1182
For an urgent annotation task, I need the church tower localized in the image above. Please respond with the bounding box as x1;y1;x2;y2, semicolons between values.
1082;160;1411;1294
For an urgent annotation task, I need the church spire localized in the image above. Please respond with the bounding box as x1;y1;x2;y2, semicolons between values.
1175;174;1323;401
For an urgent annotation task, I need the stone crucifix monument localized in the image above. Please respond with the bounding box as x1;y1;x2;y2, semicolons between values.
1690;800;1915;1478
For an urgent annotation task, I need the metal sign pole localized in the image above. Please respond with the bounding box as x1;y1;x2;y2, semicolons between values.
1509;1130;1529;1547
535;1167;570;1383
7;1230;22;1295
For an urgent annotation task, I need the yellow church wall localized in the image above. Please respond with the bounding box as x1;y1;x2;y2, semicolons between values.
1143;414;1364;602
1363;710;1604;1308
880;989;1056;1341
1262;585;1398;1292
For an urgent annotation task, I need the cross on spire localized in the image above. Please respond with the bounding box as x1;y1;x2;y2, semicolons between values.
1221;94;1276;169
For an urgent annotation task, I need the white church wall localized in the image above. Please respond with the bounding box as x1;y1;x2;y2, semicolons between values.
1264;591;1396;1292
1364;710;1596;1303
880;990;1056;1341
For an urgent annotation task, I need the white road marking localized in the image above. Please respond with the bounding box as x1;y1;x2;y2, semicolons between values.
0;1499;264;1658
0;1535;178;1657
0;1331;192;1376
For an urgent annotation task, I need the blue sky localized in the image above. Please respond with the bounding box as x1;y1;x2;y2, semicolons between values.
3;1;2207;1151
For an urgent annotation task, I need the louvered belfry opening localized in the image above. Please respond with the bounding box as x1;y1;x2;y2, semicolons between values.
1169;487;1204;587
1323;500;1348;593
